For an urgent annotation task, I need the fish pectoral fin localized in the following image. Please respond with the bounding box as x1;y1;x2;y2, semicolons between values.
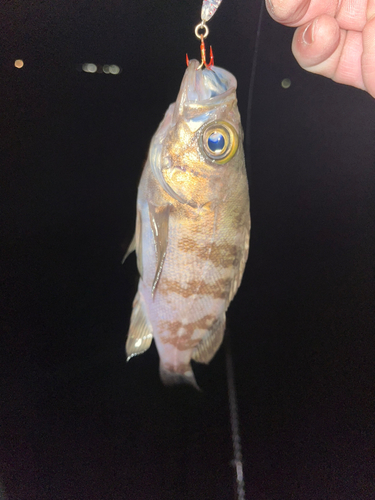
148;202;170;296
191;314;226;364
159;363;200;391
122;209;143;277
126;291;153;361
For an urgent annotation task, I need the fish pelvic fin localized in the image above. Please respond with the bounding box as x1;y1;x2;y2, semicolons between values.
126;291;153;361
121;235;135;264
159;363;200;391
191;314;226;364
122;209;143;277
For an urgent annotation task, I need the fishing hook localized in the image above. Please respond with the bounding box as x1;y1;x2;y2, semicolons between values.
186;22;214;70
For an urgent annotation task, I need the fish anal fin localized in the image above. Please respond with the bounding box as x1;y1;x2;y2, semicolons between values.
126;291;153;361
159;363;200;391
191;314;226;364
148;203;170;296
122;209;143;278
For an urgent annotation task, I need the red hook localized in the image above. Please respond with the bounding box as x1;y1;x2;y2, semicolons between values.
186;35;214;70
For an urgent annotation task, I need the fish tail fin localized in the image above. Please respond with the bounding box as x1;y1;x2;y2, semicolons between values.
159;363;200;391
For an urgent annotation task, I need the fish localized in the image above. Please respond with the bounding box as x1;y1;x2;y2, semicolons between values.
124;59;250;388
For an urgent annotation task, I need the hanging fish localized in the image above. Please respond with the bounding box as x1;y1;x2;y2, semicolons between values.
124;6;250;388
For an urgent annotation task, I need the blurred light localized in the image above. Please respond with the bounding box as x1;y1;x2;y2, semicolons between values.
82;63;97;73
281;78;291;89
109;64;120;75
79;63;122;75
14;59;24;69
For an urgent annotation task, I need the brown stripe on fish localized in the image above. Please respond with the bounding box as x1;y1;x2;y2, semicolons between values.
177;237;241;268
177;236;199;253
158;277;232;299
198;242;240;268
158;315;216;350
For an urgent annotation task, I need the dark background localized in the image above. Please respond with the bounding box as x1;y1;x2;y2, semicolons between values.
1;1;375;499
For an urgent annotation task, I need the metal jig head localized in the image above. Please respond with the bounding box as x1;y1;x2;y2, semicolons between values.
186;22;214;70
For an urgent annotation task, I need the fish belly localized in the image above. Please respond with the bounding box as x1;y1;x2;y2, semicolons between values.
139;195;236;386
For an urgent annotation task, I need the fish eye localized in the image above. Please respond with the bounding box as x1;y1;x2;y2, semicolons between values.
207;132;225;154
200;121;238;164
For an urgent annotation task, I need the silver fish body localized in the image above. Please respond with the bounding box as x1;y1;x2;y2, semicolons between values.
125;59;250;387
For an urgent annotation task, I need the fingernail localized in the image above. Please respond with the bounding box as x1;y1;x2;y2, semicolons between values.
302;20;316;45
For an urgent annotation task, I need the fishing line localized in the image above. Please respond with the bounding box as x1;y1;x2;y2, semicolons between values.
245;0;265;167
226;335;246;500
226;2;264;499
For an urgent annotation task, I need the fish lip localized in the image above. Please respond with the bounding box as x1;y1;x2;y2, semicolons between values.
184;60;237;103
172;60;238;121
153;61;238;142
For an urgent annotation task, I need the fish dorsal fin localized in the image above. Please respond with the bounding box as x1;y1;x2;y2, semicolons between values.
126;291;153;361
191;314;226;364
148;202;170;296
122;209;143;277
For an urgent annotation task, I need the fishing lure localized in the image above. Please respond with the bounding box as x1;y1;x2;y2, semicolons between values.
124;0;250;388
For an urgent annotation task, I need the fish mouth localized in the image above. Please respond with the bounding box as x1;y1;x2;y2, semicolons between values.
153;60;238;139
173;59;237;117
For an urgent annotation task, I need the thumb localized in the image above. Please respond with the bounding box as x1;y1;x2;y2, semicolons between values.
292;15;341;72
292;14;366;92
362;17;375;98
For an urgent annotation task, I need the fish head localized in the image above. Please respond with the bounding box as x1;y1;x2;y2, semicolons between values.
150;59;245;208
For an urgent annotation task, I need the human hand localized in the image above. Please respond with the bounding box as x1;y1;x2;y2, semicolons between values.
265;0;375;98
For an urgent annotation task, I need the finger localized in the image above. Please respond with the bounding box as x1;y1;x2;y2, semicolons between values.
266;0;310;25
362;17;375;98
292;15;341;67
292;15;365;90
335;0;367;31
368;0;375;19
266;0;338;27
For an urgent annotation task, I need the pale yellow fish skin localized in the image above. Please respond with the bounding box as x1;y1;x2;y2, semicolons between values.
126;60;250;386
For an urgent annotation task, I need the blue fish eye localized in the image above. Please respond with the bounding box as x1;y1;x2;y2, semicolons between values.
207;132;225;153
202;121;238;164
